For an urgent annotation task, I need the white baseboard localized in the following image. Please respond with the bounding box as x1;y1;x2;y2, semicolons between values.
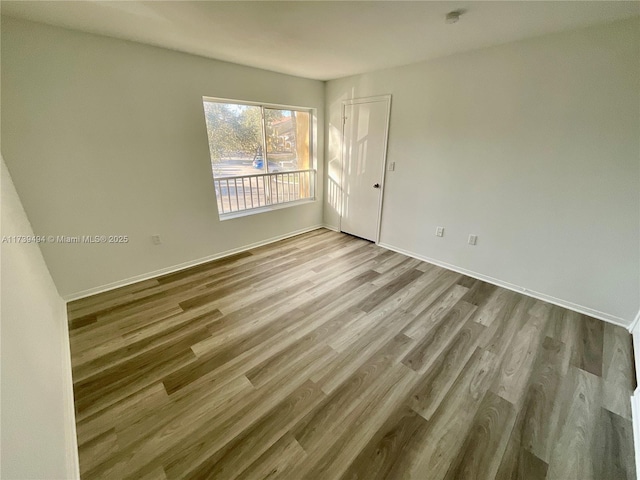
322;223;340;232
64;224;326;302
632;319;640;480
377;242;631;328
59;301;80;479
632;389;640;480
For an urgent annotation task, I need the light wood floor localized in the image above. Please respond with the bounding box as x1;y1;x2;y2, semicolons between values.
67;228;636;480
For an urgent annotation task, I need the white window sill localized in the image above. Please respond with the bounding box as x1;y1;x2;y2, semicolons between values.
218;198;316;221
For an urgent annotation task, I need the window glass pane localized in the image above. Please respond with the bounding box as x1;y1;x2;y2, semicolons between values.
264;109;311;204
203;102;263;178
264;109;310;173
203;100;314;216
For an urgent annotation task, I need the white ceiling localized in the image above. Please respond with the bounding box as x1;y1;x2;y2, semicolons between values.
2;1;638;81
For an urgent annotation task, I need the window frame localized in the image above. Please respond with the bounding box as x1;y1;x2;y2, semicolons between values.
202;96;317;221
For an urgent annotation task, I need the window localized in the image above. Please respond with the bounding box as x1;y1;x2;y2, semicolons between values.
202;98;315;218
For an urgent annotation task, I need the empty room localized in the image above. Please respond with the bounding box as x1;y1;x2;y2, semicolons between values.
1;1;639;479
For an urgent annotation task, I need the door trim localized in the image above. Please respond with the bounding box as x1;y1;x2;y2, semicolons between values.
339;95;392;244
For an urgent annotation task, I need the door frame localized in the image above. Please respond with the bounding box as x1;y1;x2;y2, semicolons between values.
339;94;392;244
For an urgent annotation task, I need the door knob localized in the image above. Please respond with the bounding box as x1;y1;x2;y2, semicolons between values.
373;183;380;189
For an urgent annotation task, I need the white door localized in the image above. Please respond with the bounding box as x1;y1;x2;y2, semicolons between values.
341;96;391;242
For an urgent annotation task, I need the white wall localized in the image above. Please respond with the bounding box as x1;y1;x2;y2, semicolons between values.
1;17;325;299
1;156;79;479
326;17;640;325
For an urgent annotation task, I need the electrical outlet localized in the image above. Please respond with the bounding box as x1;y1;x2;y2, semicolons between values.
388;162;396;171
468;234;477;246
152;235;161;245
436;226;444;237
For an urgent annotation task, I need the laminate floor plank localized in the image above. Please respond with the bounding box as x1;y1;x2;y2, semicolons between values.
75;381;169;447
171;283;372;402
400;268;462;316
235;433;307;480
67;279;161;317
546;367;603;480
370;257;423;287
156;247;302;297
595;408;636;480
402;283;469;340
115;374;254;451
519;336;571;463
66;228;635;479
295;364;418;480
460;279;498;307
572;314;605;377
301;333;415;434
78;429;119;476
357;267;423;312
603;378;633;420
495;375;547;480
479;294;533;360
70;245;287;325
156;251;255;285
73;327;209;405
75;347;198;421
91;339;332;479
73;309;222;382
71;309;223;373
603;322;636;390
303;247;390;297
471;287;516;327
298;269;381;315
373;251;412;274
401;300;476;374
338;405;429;480
458;275;478;288
182;380;325;480
408;317;485;420
545;306;582;354
161;306;310;395
309;311;412;390
408;347;501;480
71;302;185;353
161;351;335;480
496;426;549;480
326;305;414;355
186;278;318;356
443;391;517;480
307;247;382;283
491;313;548;406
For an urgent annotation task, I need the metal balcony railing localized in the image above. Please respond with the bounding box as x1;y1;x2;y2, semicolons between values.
214;169;315;215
